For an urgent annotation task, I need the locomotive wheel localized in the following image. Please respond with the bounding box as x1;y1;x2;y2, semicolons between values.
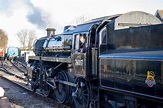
73;78;90;108
53;71;69;104
31;68;38;92
42;82;51;97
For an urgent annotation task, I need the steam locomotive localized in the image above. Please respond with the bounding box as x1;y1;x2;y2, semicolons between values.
27;11;163;108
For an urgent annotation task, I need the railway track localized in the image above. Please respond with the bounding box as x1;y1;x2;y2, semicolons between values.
0;60;71;108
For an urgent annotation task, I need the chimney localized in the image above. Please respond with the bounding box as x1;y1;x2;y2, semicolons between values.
46;28;56;36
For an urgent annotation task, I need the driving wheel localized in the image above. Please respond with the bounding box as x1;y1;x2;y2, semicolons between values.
53;71;69;104
41;82;51;97
73;77;90;108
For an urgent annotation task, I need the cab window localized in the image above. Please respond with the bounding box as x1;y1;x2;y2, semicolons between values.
74;34;80;50
100;27;107;45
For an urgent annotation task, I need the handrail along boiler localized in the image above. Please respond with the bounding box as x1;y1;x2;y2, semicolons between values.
27;11;163;108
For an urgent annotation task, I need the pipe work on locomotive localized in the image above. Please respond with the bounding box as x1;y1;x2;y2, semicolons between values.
27;11;163;108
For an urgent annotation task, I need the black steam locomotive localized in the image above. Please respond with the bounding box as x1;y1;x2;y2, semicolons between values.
27;11;163;108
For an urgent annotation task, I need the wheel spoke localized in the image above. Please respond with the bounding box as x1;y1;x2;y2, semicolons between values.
84;93;88;96
83;89;87;92
83;95;88;102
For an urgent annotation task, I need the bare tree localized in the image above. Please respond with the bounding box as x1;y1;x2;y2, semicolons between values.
76;16;90;25
17;29;28;50
28;30;36;50
17;29;37;50
0;29;8;52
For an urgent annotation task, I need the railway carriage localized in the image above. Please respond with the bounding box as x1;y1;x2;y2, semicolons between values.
0;48;4;60
27;11;163;108
6;47;20;61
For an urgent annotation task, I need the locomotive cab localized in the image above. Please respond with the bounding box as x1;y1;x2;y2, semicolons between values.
71;33;88;77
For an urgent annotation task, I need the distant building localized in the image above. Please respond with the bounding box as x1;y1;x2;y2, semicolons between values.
155;10;163;22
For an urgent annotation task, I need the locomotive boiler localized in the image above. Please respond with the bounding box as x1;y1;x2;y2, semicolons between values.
27;11;163;108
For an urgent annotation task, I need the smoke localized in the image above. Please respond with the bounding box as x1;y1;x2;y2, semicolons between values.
0;0;49;29
26;0;64;32
24;0;48;29
27;7;47;29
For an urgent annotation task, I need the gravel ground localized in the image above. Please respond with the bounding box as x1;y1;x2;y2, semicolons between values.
0;76;68;108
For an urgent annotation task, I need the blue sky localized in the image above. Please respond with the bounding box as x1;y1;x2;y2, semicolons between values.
0;0;163;47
